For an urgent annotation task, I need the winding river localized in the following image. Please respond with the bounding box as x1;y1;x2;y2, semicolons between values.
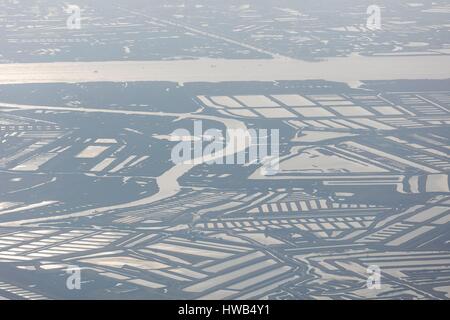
0;102;251;227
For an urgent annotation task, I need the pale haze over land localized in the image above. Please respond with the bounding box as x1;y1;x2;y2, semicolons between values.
0;0;449;300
